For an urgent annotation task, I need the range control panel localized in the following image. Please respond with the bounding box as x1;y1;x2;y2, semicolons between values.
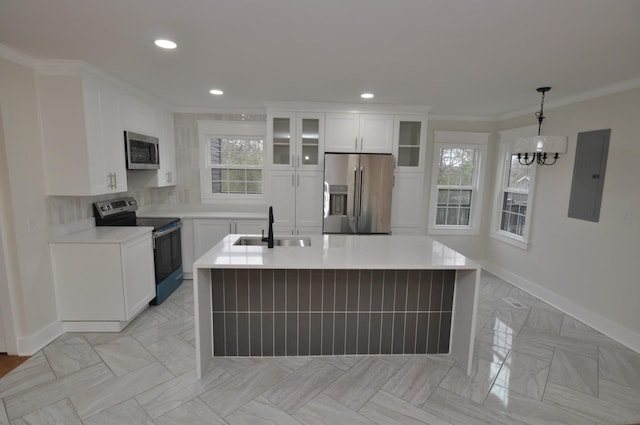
93;197;138;218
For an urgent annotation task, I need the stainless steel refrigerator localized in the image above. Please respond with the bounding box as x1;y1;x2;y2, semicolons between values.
323;153;394;234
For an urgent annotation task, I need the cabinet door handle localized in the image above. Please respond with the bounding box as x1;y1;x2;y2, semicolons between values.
114;173;117;188
229;223;233;233
291;155;294;166
360;137;363;152
354;137;358;151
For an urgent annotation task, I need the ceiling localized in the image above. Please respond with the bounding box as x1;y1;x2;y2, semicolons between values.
1;0;639;117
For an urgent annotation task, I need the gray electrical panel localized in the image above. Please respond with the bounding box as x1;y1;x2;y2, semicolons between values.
567;129;611;222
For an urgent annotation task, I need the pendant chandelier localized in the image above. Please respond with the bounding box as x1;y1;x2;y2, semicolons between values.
514;87;568;166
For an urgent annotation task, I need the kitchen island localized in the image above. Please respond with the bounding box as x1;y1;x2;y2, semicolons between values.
193;234;480;377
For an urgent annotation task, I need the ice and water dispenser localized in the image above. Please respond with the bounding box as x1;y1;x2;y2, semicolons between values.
328;184;348;216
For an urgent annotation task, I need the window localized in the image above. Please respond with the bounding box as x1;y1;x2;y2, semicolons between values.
207;136;263;194
500;156;531;236
429;132;489;235
491;125;537;249
199;121;266;202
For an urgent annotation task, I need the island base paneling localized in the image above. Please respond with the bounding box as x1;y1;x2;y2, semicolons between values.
210;268;455;357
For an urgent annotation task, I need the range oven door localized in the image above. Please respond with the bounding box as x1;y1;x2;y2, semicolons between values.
153;223;182;284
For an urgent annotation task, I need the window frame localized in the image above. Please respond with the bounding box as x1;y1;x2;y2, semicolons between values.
198;120;267;204
428;131;489;235
490;125;538;249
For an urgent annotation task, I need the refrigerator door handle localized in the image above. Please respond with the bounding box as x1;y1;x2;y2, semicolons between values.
359;166;364;218
353;167;359;218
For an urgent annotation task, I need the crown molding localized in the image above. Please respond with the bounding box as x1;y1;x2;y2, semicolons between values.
33;59;173;110
499;76;640;121
264;101;432;115
429;114;498;122
174;106;267;115
0;43;36;68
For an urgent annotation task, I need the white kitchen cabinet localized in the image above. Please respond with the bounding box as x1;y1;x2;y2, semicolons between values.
158;109;177;187
121;92;156;136
193;218;267;259
393;115;427;171
38;67;128;195
325;113;394;153
268;112;324;171
51;231;155;327
391;172;425;233
267;170;323;235
123;100;177;188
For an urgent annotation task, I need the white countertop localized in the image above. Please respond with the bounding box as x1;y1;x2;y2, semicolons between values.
51;226;153;244
194;234;479;270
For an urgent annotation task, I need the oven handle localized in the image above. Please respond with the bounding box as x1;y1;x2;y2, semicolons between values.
153;222;182;240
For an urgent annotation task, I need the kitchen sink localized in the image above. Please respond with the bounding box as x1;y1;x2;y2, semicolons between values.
234;236;311;247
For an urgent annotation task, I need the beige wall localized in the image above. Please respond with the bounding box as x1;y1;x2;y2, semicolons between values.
487;88;640;343
0;57;57;339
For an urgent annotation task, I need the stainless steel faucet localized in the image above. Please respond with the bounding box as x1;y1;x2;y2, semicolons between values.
261;206;274;248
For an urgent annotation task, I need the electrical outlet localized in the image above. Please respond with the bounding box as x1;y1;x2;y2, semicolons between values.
27;217;37;233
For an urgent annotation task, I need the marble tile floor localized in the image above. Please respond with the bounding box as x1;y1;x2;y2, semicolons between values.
1;271;640;424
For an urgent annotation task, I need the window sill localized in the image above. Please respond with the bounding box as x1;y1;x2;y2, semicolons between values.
490;230;529;250
428;226;480;236
201;195;267;205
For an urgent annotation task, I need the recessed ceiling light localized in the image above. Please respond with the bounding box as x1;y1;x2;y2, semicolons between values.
361;93;374;99
154;39;177;50
209;89;224;96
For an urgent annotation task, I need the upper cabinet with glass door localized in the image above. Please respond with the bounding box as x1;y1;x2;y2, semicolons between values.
267;111;324;171
392;115;427;171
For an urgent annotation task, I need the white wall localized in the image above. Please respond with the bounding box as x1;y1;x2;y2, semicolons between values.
484;88;640;349
0;55;59;352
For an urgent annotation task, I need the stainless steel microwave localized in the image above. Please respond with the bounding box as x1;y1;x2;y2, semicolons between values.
124;131;160;170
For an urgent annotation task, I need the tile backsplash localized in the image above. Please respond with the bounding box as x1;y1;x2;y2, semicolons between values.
46;187;173;227
211;268;456;357
173;112;266;205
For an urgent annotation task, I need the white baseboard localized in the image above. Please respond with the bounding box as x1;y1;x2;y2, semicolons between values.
16;320;64;356
62;321;127;333
14;304;151;354
480;260;640;354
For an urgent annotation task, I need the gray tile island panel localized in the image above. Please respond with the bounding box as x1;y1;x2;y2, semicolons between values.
211;269;455;356
193;234;480;378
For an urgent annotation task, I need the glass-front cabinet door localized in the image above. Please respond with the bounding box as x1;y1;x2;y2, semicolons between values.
393;115;427;171
296;113;323;170
268;111;324;171
269;112;294;168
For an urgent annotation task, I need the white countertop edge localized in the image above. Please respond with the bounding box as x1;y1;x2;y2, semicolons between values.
137;203;268;220
137;210;267;220
193;234;481;270
51;226;153;244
